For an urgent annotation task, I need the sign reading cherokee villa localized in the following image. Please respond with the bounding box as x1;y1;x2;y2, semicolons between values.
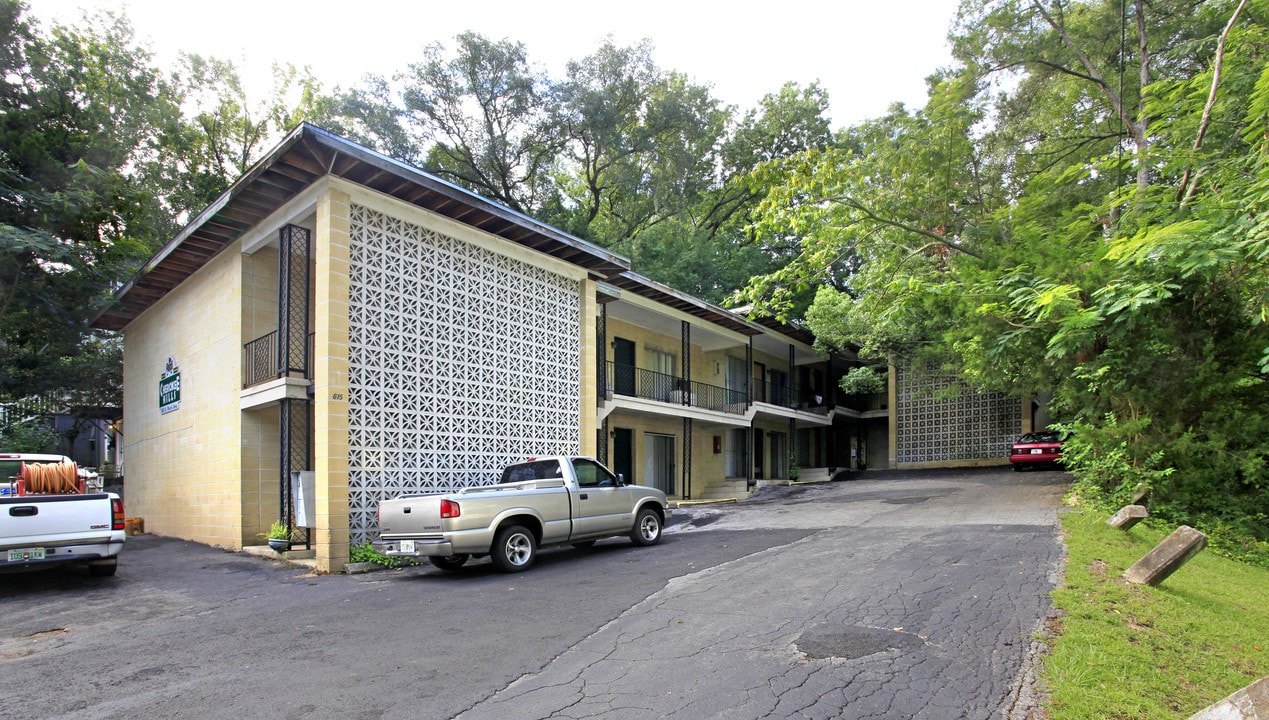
159;356;181;414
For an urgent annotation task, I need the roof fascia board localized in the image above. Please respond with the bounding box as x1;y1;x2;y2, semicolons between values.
616;289;756;346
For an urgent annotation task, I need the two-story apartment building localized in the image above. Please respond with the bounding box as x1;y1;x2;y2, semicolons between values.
92;124;1027;573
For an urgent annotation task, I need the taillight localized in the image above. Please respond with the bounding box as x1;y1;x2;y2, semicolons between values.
440;499;461;518
111;498;125;531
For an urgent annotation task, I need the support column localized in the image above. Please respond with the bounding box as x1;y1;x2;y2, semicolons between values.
276;224;311;544
788;417;796;480
682;418;693;499
888;364;899;469
680;320;691;405
579;279;599;455
313;187;352;573
598;304;608;399
277;225;311;378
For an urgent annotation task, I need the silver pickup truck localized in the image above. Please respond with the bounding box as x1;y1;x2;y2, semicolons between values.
375;456;667;573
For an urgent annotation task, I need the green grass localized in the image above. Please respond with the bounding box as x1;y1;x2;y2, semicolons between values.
1045;507;1269;719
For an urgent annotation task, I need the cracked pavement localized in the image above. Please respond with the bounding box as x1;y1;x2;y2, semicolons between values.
1;467;1066;720
455;468;1067;719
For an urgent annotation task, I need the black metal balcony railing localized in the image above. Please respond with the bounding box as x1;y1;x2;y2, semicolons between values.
752;378;830;414
605;362;746;416
243;332;315;388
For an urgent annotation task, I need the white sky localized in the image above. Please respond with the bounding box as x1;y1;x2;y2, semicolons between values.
29;0;963;129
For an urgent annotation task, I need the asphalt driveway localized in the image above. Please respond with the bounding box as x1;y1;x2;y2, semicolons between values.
1;466;1068;720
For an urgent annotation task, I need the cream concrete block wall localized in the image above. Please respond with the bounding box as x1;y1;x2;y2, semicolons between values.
240;404;280;541
242;247;278;344
240;248;281;543
579;279;599;456
314;187;352;574
605;318;674;367
122;241;245;548
690;425;729;490
693;347;742;390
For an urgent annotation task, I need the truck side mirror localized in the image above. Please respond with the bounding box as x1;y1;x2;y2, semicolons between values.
617;473;625;486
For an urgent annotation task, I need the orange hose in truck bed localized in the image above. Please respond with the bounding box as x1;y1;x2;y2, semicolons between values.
20;461;82;494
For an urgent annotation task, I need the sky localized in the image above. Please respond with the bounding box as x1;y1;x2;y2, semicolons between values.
29;0;964;130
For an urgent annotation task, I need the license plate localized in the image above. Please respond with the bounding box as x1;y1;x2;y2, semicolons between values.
8;547;45;562
399;540;415;553
1030;448;1043;454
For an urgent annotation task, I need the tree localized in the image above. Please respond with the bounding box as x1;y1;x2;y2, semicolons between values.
396;32;557;213
549;39;727;245
741;0;1269;537
0;2;179;403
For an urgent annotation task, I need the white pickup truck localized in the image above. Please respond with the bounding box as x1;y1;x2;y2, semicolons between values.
375;456;668;573
1;453;126;577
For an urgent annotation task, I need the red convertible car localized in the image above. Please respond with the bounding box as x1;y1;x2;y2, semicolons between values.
1010;431;1064;471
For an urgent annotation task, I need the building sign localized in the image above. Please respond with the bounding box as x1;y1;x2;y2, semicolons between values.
159;357;181;414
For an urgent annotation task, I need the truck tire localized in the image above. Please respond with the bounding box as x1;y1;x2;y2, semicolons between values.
629;507;662;547
88;559;118;577
429;554;469;571
491;524;536;572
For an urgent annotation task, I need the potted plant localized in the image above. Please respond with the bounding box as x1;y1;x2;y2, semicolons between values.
264;520;291;552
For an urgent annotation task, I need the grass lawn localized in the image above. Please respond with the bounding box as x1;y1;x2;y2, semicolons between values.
1044;508;1269;719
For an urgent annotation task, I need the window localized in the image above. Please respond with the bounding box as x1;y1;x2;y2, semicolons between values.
647;348;675;376
500;460;562;484
572;458;618;488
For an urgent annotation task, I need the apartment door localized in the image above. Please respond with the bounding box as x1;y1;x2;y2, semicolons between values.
644;433;676;495
771;432;788;479
753;362;766;403
613;337;636;396
612;428;633;484
753;428;765;479
727;356;748;406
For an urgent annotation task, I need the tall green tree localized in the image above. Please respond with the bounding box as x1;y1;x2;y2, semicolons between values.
741;0;1269;535
549;39;727;245
396;32;557;213
0;1;179;402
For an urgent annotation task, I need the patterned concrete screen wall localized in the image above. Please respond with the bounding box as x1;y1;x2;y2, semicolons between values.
346;205;582;542
895;366;1021;465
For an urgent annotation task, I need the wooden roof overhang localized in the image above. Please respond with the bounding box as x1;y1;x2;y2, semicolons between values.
92;123;630;331
607;271;766;338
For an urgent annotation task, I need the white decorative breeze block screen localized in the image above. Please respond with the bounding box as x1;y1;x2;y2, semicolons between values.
895;366;1021;464
347;205;581;542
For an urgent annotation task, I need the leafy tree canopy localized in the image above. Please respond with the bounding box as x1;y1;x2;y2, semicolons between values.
738;0;1269;538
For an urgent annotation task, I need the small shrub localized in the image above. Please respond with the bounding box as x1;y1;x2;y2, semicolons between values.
349;542;409;569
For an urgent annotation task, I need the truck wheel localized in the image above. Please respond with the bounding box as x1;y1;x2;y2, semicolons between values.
88;559;117;577
491;525;536;572
630;508;662;547
429;554;469;571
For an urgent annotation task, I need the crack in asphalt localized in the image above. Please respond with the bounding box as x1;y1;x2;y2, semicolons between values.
455;517;1062;719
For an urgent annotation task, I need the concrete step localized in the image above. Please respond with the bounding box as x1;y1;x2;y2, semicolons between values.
694;479;752;501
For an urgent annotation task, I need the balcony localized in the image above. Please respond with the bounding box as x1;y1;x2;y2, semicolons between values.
243;331;315;388
753;377;830;415
605;362;747;415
